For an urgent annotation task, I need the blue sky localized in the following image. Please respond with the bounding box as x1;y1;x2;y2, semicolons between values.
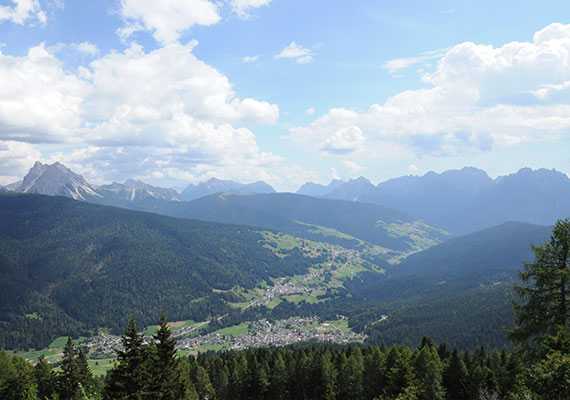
1;0;570;191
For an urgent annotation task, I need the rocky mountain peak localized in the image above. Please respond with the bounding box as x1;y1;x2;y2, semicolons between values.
17;162;100;200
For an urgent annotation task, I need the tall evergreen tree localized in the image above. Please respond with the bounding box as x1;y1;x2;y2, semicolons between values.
34;356;57;400
412;344;445;400
105;318;150;399
442;348;468;400
148;313;189;399
509;218;570;360
59;337;94;400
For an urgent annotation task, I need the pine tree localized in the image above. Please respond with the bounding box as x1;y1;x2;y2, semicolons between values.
34;356;57;400
148;313;188;399
442;348;468;400
412;344;445;400
509;218;570;360
105;318;150;399
386;347;416;399
59;337;94;400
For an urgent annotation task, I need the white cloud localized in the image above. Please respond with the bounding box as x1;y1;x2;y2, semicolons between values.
342;161;365;174
242;55;260;62
0;41;282;188
0;0;46;25
289;23;570;158
408;164;419;172
306;107;315;116
0;44;89;143
230;0;271;18
49;41;100;57
75;42;99;56
296;55;313;64
0;141;41;184
82;41;278;144
118;0;221;44
275;41;314;63
320;125;365;155
383;48;447;75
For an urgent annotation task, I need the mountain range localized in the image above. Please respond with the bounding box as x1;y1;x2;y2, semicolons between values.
181;178;275;201
301;167;570;234
5;161;570;236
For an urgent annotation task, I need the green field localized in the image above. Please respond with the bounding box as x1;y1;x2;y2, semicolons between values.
214;322;250;337
49;336;87;348
88;358;115;377
20;349;59;362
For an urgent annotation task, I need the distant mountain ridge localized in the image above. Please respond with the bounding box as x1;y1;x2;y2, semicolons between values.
181;177;275;201
296;179;345;196
11;162;275;208
10;162;570;234
300;167;570;234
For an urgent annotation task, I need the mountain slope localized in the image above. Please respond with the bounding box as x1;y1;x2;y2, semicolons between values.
0;193;316;349
164;192;449;256
343;222;552;348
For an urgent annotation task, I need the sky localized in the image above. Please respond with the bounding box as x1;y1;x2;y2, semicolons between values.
1;0;570;192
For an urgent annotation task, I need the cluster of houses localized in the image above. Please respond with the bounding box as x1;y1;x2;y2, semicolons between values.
176;316;367;351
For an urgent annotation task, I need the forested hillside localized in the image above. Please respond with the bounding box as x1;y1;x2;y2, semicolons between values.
0;194;318;349
164;192;448;254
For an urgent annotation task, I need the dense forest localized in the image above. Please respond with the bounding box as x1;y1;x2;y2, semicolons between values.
0;316;566;400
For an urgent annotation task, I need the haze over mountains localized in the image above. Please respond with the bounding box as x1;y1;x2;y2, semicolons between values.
301;167;570;234
4;161;570;235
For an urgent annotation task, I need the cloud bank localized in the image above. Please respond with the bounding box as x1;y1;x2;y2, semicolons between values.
288;23;570;158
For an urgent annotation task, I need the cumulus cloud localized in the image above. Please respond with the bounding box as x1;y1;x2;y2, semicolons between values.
118;0;221;44
0;0;46;25
289;23;570;157
0;41;282;187
0;141;41;184
306;107;315;116
275;42;314;64
321;126;365;155
0;44;89;143
230;0;271;18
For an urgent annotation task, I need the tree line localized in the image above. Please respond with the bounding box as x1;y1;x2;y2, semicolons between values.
0;320;565;399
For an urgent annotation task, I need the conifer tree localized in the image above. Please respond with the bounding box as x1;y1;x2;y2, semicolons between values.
442;348;468;400
59;337;94;400
105;318;150;399
148;313;188;399
412;344;445;400
34;356;57;400
510;218;570;359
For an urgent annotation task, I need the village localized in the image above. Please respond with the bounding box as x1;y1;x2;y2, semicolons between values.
79;315;366;358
